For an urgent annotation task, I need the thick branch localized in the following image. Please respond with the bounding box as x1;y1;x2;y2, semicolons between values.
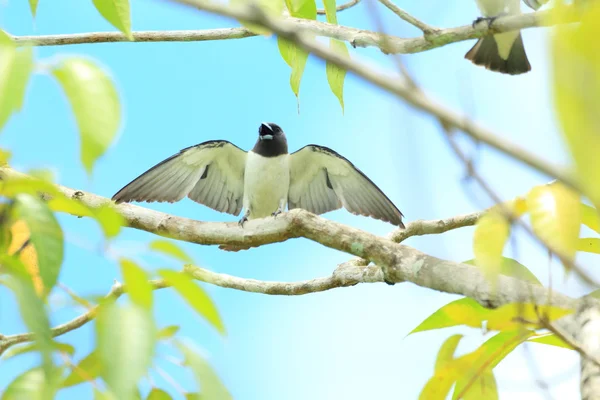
9;8;574;56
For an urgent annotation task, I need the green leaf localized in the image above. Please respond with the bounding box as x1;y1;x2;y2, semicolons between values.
62;350;102;388
229;0;284;35
581;203;600;233
323;0;338;24
326;39;349;111
159;270;225;336
528;334;574;350
286;0;316;19
3;258;54;380
0;42;34;132
527;183;581;263
1;367;62;400
409;298;488;335
120;259;153;309
13;193;63;295
157;325;180;340
278;38;309;101
473;211;510;284
463;258;541;285
94;204;124;238
2;341;75;360
453;372;498;400
435;334;463;373
552;4;600;204
177;343;232;400
91;0;133;40
51;57;121;175
578;238;600;254
485;303;573;331
96;303;155;399
29;0;39;17
149;240;193;263
147;388;172;400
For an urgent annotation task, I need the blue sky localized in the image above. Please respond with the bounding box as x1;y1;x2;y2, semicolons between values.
0;0;585;398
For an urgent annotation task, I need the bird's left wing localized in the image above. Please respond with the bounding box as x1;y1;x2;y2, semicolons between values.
112;140;247;216
288;145;404;227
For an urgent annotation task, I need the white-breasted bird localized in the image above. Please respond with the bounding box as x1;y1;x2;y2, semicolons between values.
112;123;405;228
465;0;532;75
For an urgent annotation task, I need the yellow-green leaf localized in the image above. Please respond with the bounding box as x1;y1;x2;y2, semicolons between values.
2;341;75;360
94;204;124;238
473;211;510;283
51;57;121;175
409;298;488;334
149;240;193;263
286;0;316;19
96;303;155;399
120;259;153;309
581;203;600;233
326;39;349;111
1;367;62;400
435;335;463;373
278;37;309;101
157;325;180;340
62;350;102;388
0;43;34;131
552;3;600;203
527;183;581;263
485;303;573;331
229;0;284;35
92;0;133;40
29;0;39;17
159;270;225;336
453;371;498;400
463;257;541;285
147;388;172;400
14;193;63;295
323;0;338;24
177;343;232;400
528;334;574;350
578;238;600;254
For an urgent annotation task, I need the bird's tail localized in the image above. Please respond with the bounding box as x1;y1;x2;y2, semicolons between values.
464;34;531;75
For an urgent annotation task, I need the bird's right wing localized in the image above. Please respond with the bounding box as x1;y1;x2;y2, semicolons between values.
112;140;247;216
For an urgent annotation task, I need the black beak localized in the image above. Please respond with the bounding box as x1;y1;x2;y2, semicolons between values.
259;123;274;140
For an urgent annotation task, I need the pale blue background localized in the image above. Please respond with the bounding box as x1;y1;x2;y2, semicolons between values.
0;0;586;398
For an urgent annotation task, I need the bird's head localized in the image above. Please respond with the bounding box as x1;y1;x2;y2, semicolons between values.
259;122;284;141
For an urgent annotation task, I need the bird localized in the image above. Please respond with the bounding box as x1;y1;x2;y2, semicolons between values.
465;0;532;75
112;122;405;228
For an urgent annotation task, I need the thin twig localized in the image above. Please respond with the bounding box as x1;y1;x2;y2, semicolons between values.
316;0;361;15
377;0;438;34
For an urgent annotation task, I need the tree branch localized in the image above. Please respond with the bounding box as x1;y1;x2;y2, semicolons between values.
165;0;582;193
377;0;438;34
316;0;361;15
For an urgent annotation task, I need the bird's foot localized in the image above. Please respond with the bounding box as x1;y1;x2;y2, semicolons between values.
271;210;282;218
238;216;248;227
472;16;497;29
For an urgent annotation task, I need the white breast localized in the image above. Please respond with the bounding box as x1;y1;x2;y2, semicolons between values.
243;152;290;219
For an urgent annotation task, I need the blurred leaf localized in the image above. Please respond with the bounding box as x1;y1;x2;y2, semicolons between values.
2;341;75;360
463;258;541;285
157;325;180;340
435;334;463;372
527;183;581;263
51;57;121;175
147;388;172;400
149;240;193;263
7;219;43;295
96;303;155;399
2;257;54;380
409;298;488;334
577;238;600;254
278;38;309;101
47;196;92;217
552;3;600;203
120;258;153;309
323;0;338;23
229;0;284;35
1;367;62;400
94;204;124;238
29;0;39;17
62;350;101;388
185;394;202;400
92;0;133;40
485;303;573;331
581;203;600;233
159;270;225;336
0;148;12;165
285;0;316;19
27;168;55;183
94;389;118;400
453;372;498;400
14;193;63;295
489;196;528;217
528;334;574;350
326;39;349;111
177;343;232;400
473;211;510;284
0;176;60;199
0;42;34;132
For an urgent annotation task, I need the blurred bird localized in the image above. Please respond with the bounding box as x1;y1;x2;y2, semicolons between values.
113;123;405;228
465;0;534;75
